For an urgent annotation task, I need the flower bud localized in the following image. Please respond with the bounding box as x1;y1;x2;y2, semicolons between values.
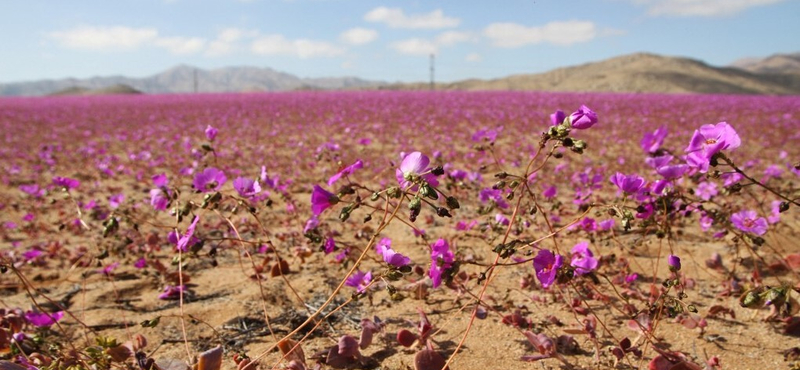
445;196;460;210
667;254;681;272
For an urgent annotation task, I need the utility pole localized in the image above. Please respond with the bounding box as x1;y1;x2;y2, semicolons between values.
193;69;198;93
429;53;435;91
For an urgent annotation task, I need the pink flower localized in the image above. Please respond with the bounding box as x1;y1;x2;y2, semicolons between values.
193;167;227;193
233;177;262;198
310;185;338;216
569;105;598;130
533;249;562;288
429;239;454;288
685;122;741;173
731;210;768;236
375;238;411;267
396;152;439;190
641;125;668;153
25;311;64;327
328;159;364;187
610;172;645;195
345;271;372;293
205;125;218;141
570;242;598;276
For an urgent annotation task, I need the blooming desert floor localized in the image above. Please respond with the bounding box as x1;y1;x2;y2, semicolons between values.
1;91;799;370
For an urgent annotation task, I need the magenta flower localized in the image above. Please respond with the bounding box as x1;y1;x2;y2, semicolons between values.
396;152;439;190
550;109;566;126
641;125;668;153
731;210;768;236
109;193;125;209
134;257;147;269
542;185;557;199
429;238;454;288
495;213;510;226
610;172;645;195
533;249;562;288
100;262;119;276
645;155;673;169
193;167;227;192
768;200;782;224
310;185;339;216
52;176;80;190
159;285;187;300
205;125;218;141
656;164;688;180
569;105;598;130
25;311;64;327
328;159;364;187
303;216;319;233
695;181;718;201
570;242;598;276
668;254;681;272
345;270;372;293
152;173;169;188
19;184;44;198
176;216;201;252
150;188;170;211
375;238;411;267
233;177;262;198
324;236;336;254
685;122;741;173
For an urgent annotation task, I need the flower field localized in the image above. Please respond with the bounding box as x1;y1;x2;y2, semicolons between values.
1;91;799;370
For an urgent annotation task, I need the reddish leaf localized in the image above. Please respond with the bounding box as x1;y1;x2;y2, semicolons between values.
397;329;417;347
414;349;449;370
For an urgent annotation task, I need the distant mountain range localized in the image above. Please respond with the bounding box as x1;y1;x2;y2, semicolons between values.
1;52;798;96
0;65;383;96
386;52;800;95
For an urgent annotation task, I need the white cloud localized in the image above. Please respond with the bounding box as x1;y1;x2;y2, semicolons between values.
435;31;473;46
251;34;345;58
339;28;378;45
205;28;259;56
390;38;438;55
155;37;207;54
364;7;460;29
465;53;482;62
483;21;597;48
390;30;472;56
639;0;786;17
48;25;158;50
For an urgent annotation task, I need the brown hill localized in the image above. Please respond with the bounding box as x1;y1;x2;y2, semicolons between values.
731;53;800;74
384;53;800;95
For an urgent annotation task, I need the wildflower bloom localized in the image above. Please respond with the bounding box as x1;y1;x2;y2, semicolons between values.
310;185;339;216
570;242;598;276
656;164;688;180
668;255;681;272
375;238;411;267
730;210;768;235
429;238;454;288
327;159;364;186
153;173;169;187
550;109;566;126
324;236;336;254
685;122;741;173
19;184;44;198
25;311;64;327
610;172;646;195
495;213;510;226
569;105;598;130
645;155;674;169
158;285;187;300
345;270;372;293
205;125;218;141
193;167;227;192
533;249;563;288
768;200;782;224
695;181;718;201
150;189;170;211
396;151;439;190
641;125;668;153
52;176;80;190
109;193;125;209
233;177;262;198
176;216;201;252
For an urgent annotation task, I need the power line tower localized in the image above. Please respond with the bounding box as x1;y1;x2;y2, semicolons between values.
429;53;435;91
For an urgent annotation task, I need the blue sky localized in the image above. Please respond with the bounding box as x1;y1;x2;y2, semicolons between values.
1;0;798;83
